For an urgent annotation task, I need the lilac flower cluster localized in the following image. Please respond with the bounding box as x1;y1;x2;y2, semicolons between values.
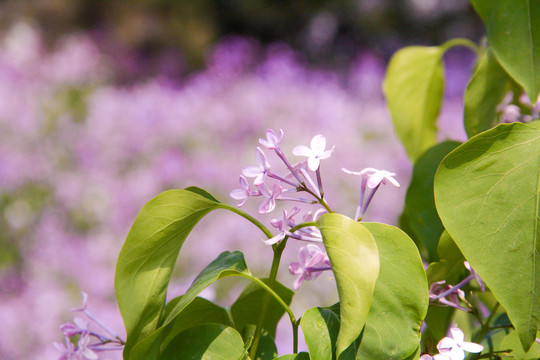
231;129;400;290
54;293;124;359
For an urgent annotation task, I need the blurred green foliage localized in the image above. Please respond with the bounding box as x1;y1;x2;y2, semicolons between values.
0;0;484;72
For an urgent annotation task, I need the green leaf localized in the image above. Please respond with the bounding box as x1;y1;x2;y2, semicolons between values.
129;251;251;360
317;214;379;358
158;324;246;360
231;279;294;339
500;330;540;359
464;48;512;138
160;296;231;349
383;46;445;162
115;189;223;358
356;223;429;360
434;121;540;350
471;0;540;101
300;303;340;360
164;251;251;325
252;329;279;360
426;231;465;285
273;353;309;360
405;141;461;261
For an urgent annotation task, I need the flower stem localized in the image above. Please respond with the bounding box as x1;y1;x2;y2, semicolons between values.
473;302;500;343
248;240;288;359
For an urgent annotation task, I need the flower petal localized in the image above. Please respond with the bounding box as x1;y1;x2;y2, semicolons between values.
307;156;320;171
461;342;483;353
450;328;465;344
437;337;456;351
292;145;313;157
310;134;327;153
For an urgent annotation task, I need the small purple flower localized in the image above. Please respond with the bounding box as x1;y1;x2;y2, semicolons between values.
257;183;283;213
265;207;300;245
292;134;334;171
229;175;257;207
429;281;468;311
259;129;284;149
75;332;99;360
289;244;331;290
243;147;271;185
464;261;485;292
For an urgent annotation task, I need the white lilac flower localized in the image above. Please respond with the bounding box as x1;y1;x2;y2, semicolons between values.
289;244;331;290
343;167;400;188
259;128;284;149
342;167;399;220
437;328;483;360
243;147;271;185
292;134;334;171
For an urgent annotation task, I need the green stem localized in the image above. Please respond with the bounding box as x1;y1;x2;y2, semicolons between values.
293;320;300;354
473;302;500;343
247;243;291;359
219;204;273;239
440;38;480;54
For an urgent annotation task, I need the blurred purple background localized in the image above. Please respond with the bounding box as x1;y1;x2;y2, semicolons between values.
0;3;476;358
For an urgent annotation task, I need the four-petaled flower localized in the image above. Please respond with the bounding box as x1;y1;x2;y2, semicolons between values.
292;134;334;171
437;328;483;360
243;147;271;185
230;175;257;207
289;244;331;290
257;183;283;213
265;207;300;245
342;167;400;188
259;129;284;149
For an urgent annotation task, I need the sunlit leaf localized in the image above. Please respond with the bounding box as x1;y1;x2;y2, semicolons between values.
300;303;340;360
383;46;444;161
356;223;428;360
471;0;540;101
317;213;379;358
115;188;223;358
464;48;512;137
434;121;540;350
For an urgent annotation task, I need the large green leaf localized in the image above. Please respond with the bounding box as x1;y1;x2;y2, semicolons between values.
115;188;223;357
434;121;540;350
464;48;512;138
471;0;540;101
317;214;379;358
405;141;461;261
231;279;294;339
356;223;428;360
158;324;246;360
383;46;445;162
300;303;340;360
